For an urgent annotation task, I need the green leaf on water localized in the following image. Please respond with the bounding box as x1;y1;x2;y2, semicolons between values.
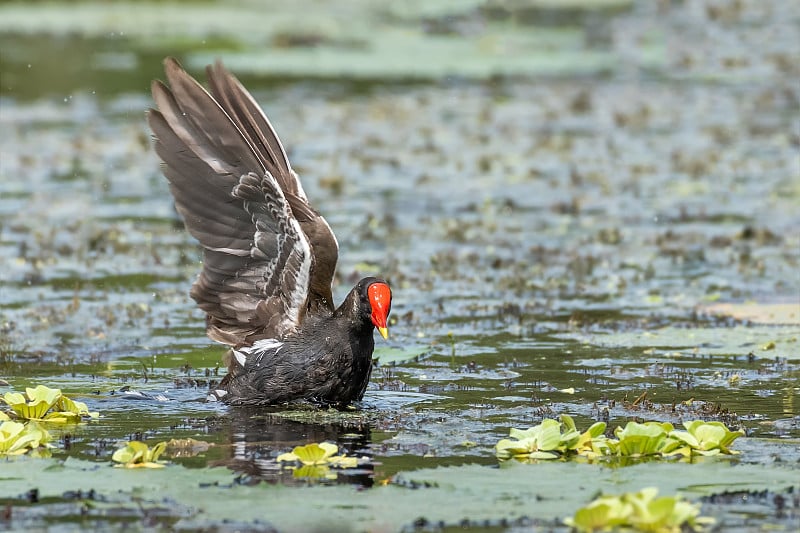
666;421;744;458
561;324;800;360
0;420;52;456
276;442;360;468
112;440;168;469
496;415;609;461
611;421;673;457
1;385;99;423
497;418;743;462
56;395;99;419
3;386;61;420
565;487;715;532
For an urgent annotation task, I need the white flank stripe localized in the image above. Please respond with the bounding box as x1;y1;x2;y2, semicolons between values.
207;389;226;401
204;246;249;256
251;338;284;351
250;338;285;364
286;218;312;329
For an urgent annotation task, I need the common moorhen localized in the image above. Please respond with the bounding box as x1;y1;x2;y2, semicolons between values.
148;58;392;406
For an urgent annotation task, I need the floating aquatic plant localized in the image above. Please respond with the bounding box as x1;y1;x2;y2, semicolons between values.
495;415;608;461
494;418;565;460
276;442;363;478
277;442;360;467
0;420;52;456
565;487;715;532
609;420;745;458
663;420;744;458
496;417;743;462
1;385;99;423
562;414;612;459
610;421;675;457
112;440;168;469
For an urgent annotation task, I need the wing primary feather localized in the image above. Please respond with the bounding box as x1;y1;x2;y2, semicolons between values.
206;61;306;200
150;57;339;346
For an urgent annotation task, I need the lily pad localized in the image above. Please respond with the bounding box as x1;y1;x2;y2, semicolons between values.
373;345;430;365
1;449;797;530
561;325;800;360
700;302;799;326
565;487;714;532
0;0;622;83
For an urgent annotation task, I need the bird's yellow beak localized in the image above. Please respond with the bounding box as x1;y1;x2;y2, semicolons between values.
369;282;391;341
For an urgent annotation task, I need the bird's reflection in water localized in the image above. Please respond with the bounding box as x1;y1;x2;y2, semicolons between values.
208;407;374;488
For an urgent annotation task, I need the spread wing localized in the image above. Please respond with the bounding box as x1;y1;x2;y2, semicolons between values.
147;57;338;345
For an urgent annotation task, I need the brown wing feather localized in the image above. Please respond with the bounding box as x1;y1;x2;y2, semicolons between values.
205;61;297;197
202;60;339;312
148;57;336;345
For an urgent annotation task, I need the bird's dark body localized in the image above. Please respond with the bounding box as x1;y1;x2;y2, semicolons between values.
220;281;378;406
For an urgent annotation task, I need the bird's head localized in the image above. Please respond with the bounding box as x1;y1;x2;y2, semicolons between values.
361;278;391;339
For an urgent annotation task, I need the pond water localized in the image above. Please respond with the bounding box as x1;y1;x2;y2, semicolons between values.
0;1;798;531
